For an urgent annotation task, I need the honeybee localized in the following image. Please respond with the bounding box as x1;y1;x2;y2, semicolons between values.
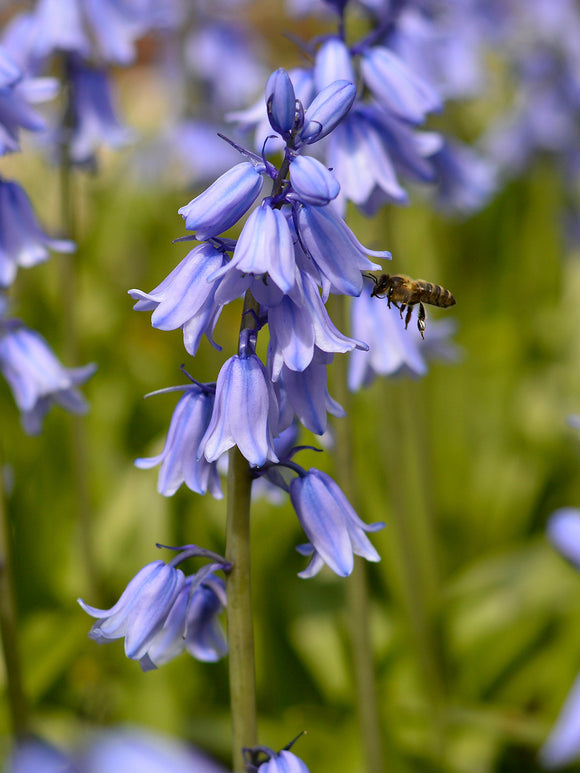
365;273;456;339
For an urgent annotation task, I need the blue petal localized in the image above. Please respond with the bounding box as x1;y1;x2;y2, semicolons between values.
178;162;264;240
361;46;442;124
290;471;354;576
290;155;340;205
540;670;580;769
300;80;356;144
548;508;580;570
314;38;356;90
266;68;296;135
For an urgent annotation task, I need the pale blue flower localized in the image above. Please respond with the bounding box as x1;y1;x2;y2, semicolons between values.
139;573;227;671
257;750;309;773
78;560;187;662
0;178;75;287
0;320;96;434
299;79;356;144
314;37;356;90
135;383;222;498
360;45;442;125
548;508;580;571
213;203;295;293
129;243;227;356
66;56;133;165
295;202;387;296
81;727;230;773
266;68;297;137
289;155;340;206
268;272;365;381
4;740;75;773
199;350;279;467
178;161;265;240
289;468;384;577
276;352;344;435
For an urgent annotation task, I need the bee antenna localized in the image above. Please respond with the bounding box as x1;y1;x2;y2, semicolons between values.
362;272;378;284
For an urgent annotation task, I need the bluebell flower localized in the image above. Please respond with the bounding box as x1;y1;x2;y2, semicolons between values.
266;68;297;137
299;79;356;145
289;155;340;206
139;573;227;671
541;671;580;769
360;45;442;125
326;107;409;208
186;21;267;113
22;0;171;66
228;67;314;155
245;745;310;773
276;352;345;435
256;750;309;773
65;55;134;166
24;0;91;62
289;468;384;577
78;560;187;663
4;739;75;773
314;37;356;90
135;383;222;498
539;508;580;767
213;202;295;293
81;727;230;773
268;273;365;381
295;202;388;296
129;243;227;356
178;161;266;240
0;178;75;287
199;349;279;467
0;45;57;155
548;508;580;571
0;320;96;435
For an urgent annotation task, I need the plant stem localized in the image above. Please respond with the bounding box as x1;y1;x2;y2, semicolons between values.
0;442;29;738
58;59;99;600
225;291;260;772
225;448;258;773
329;295;385;773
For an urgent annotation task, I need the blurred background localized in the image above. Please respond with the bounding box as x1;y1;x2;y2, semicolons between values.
2;1;580;771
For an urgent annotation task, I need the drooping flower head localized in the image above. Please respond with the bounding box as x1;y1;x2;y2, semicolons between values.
0;319;96;434
78;545;230;671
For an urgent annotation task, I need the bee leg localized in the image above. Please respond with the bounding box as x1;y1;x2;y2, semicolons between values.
417;302;426;340
399;303;407;321
404;305;413;329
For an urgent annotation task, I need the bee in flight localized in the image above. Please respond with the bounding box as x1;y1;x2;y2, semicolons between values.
364;273;456;340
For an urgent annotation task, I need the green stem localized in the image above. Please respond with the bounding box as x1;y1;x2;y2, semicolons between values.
225;292;260;772
329;295;385;773
58;63;99;600
0;442;29;738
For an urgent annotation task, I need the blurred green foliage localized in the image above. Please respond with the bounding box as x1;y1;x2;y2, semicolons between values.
2;53;580;773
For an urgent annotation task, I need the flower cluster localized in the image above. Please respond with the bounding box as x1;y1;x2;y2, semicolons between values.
128;68;387;578
78;545;230;671
1;0;177;167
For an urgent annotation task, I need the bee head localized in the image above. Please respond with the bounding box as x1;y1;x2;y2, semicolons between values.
370;273;391;298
